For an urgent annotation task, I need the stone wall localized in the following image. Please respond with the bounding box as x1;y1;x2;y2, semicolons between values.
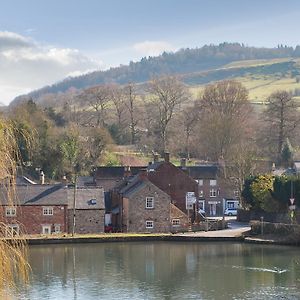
170;203;189;232
125;181;171;233
68;209;105;234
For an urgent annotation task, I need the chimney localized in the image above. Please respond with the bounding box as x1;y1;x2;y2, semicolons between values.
139;168;148;180
124;166;131;178
62;175;68;187
153;153;159;163
180;158;187;168
40;170;45;185
164;152;170;163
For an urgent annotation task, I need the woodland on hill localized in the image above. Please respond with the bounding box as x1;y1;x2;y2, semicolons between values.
11;43;300;104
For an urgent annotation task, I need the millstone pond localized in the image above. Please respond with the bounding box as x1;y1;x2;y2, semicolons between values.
14;242;300;299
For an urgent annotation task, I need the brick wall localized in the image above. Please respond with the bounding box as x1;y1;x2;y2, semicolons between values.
0;205;67;235
124;181;171;233
148;162;198;213
68;209;105;234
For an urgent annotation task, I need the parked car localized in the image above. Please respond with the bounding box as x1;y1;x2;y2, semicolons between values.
224;208;237;216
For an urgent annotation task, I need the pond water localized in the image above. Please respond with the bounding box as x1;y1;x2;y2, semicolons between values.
14;242;300;299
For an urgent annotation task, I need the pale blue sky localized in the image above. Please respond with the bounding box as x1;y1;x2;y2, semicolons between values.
1;0;300;104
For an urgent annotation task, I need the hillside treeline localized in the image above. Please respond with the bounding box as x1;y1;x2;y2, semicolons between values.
13;43;300;102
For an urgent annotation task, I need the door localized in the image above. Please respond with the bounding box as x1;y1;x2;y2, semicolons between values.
42;225;52;234
209;203;217;216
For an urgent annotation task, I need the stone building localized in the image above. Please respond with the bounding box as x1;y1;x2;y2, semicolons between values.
67;187;105;234
120;175;189;233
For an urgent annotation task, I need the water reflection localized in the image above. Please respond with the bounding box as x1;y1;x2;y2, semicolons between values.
16;242;300;300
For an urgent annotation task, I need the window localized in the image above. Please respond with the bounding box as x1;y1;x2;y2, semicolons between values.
42;225;52;234
54;224;61;233
210;189;217;197
6;224;19;237
198;200;205;210
227;201;234;208
43;207;53;215
197;179;203;186
146;197;154;209
172;219;180;226
199;190;204;198
210;179;217;186
5;207;16;217
146;220;154;229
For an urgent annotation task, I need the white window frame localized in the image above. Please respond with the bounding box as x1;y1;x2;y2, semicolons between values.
197;179;203;186
172;219;180;226
145;197;154;209
146;220;154;229
210;179;217;186
6;224;19;237
198;200;205;211
199;190;204;198
42;225;52;234
5;207;16;217
43;206;53;216
210;189;217;198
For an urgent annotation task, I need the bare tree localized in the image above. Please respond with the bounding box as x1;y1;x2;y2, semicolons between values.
124;83;139;144
82;85;111;127
262;90;300;162
147;76;190;152
180;103;200;159
111;84;126;129
198;80;251;161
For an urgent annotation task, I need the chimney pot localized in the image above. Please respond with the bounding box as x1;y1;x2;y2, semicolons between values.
153;153;159;163
40;170;45;185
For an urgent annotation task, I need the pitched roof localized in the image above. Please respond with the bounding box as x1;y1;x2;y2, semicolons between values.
95;166;145;179
67;187;105;210
0;184;68;206
181;165;219;179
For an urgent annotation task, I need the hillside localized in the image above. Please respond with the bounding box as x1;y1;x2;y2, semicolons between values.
11;43;300;105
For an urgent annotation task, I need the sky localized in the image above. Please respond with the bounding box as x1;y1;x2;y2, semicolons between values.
1;0;300;105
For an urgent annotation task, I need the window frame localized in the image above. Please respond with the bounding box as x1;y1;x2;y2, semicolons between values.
145;197;154;209
209;179;217;186
145;220;154;229
42;225;52;234
43;206;54;216
210;189;217;198
197;179;203;186
172;219;180;226
5;206;16;217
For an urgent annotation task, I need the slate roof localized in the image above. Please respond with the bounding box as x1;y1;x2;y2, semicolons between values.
95;166;145;178
67;187;105;210
0;184;105;209
181;165;219;179
0;184;68;206
119;175;146;198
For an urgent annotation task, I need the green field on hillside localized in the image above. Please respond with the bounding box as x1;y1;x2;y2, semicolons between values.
189;58;300;102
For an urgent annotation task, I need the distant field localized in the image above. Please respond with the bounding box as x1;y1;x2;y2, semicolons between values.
188;57;300;103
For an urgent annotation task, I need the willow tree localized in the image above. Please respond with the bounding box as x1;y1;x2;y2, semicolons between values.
0;118;30;296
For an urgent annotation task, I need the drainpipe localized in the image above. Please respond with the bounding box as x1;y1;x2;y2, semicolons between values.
72;174;77;237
